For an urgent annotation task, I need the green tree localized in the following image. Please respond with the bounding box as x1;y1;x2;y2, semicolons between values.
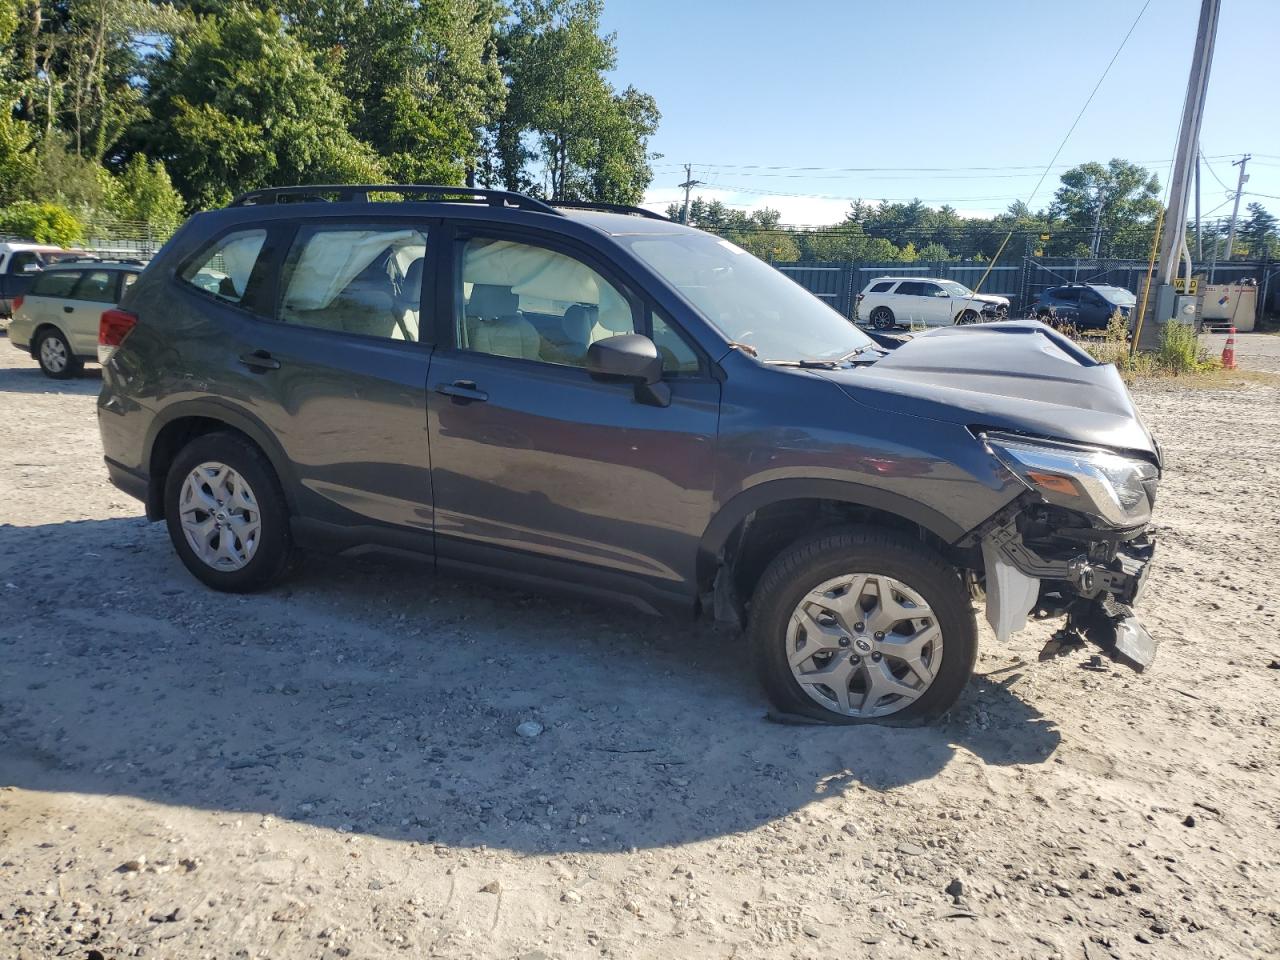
494;0;659;203
1048;158;1161;258
0;200;85;244
101;154;185;230
142;6;383;208
1238;202;1277;259
281;0;505;185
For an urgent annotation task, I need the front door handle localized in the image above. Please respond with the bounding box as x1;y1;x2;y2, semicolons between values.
63;305;74;313
435;379;488;402
239;350;281;372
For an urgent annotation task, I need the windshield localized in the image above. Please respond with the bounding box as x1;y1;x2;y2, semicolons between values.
1092;285;1137;305
938;280;974;297
622;232;872;362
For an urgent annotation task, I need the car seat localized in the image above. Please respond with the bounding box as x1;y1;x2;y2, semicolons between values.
464;284;540;360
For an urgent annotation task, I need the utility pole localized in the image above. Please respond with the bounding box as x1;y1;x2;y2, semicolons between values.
1136;0;1220;352
1223;155;1251;261
678;163;703;225
1089;185;1104;259
1194;149;1202;261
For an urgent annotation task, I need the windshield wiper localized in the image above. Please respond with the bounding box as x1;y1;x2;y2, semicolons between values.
763;358;840;368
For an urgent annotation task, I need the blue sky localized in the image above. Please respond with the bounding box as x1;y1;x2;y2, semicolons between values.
600;0;1280;226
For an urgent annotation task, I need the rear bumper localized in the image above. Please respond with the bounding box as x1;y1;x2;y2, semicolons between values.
105;457;150;506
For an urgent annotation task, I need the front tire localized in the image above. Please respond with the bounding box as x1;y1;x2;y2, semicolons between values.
955;310;981;325
749;527;977;725
164;432;296;592
869;306;896;330
36;328;82;379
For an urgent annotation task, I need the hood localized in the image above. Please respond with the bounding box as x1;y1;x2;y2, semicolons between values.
821;321;1158;459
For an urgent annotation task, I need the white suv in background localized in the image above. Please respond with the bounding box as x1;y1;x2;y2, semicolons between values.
7;259;144;378
856;277;1010;330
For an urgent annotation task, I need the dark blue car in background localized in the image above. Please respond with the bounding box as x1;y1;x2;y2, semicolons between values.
1030;284;1137;330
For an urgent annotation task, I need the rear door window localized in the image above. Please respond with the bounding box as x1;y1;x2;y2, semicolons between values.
179;229;267;305
29;270;82;298
277;223;429;341
71;270;118;304
1055;288;1081;303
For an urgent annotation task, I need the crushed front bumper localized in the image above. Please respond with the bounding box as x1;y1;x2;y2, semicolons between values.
981;513;1158;672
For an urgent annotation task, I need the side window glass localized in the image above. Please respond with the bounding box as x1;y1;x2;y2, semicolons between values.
896;281;921;297
72;270;117;304
650;310;700;376
279;224;428;341
457;237;635;366
919;283;942;297
180;229;267;304
870;281;893;293
121;272;138;294
30;270;82;298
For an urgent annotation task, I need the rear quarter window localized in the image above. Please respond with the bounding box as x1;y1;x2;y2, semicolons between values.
870;281;894;293
29;270;82;298
179;229;268;305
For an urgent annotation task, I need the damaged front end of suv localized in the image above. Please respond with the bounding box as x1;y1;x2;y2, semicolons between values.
975;431;1160;671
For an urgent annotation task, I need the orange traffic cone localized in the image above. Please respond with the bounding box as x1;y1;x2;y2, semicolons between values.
1222;326;1236;370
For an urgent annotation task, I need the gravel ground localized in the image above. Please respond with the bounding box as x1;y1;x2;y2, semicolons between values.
1;333;1278;960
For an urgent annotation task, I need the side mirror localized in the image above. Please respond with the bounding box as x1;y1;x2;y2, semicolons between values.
585;333;670;407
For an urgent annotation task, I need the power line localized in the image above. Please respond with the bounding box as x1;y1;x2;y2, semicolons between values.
651;154;1237;175
969;0;1155;293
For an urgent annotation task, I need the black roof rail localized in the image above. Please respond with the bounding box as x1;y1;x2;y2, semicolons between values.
548;200;670;221
227;184;560;216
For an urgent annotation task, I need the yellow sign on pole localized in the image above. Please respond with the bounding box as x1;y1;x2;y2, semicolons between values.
1172;277;1199;295
1039;233;1050;242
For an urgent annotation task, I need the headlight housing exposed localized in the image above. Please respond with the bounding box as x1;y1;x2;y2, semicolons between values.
983;432;1158;528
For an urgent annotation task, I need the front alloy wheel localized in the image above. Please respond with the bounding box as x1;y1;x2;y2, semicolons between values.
787;573;942;718
749;527;977;725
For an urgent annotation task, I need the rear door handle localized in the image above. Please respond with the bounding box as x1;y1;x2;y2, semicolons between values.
239;350;281;372
435;379;488;402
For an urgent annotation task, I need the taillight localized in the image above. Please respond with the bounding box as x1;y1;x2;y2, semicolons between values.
855;293;865;301
98;308;137;364
11;295;23;313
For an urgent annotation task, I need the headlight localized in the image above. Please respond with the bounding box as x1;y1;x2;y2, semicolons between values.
983;432;1158;527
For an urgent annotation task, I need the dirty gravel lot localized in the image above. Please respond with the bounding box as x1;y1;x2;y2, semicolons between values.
1;335;1278;960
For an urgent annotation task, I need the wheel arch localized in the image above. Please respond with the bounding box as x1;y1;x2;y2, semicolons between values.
143;400;299;521
697;479;967;611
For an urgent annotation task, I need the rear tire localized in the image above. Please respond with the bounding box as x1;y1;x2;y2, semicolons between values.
36;328;81;379
748;526;977;725
164;432;296;592
869;307;896;330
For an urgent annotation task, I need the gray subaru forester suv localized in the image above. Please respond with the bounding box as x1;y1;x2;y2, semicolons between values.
97;184;1160;725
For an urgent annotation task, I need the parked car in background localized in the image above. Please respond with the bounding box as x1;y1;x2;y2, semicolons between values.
94;183;1162;727
7;258;144;378
0;241;83;321
856;276;1010;329
1030;284;1136;330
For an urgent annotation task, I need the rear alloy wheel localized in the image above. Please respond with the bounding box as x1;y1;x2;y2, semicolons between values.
869;306;896;330
36;328;82;379
750;527;977;725
164;432;295;592
955;309;981;325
